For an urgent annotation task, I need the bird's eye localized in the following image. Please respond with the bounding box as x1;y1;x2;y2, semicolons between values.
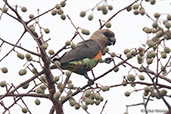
103;32;114;38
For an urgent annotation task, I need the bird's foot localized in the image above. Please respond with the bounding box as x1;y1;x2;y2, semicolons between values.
87;79;94;86
104;57;113;64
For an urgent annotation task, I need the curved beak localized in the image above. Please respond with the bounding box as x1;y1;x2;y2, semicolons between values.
109;37;116;45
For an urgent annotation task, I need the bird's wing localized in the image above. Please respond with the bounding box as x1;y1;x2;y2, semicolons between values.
60;40;101;64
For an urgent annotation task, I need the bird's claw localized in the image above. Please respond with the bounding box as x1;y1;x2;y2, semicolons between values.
104;57;113;64
87;79;94;85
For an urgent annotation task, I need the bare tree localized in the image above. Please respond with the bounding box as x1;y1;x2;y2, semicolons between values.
0;0;170;114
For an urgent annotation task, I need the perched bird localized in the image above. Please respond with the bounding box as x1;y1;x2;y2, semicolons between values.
53;29;116;83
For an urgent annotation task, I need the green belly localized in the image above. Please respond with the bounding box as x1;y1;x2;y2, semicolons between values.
61;58;98;75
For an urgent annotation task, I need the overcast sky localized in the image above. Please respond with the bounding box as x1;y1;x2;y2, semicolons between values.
0;0;171;114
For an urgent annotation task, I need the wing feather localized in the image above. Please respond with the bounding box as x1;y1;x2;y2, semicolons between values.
60;40;101;64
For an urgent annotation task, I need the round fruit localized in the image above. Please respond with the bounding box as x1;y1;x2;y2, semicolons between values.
74;103;80;110
1;67;8;73
124;91;130;97
164;47;170;53
160;89;167;96
55;4;61;9
88;14;93;21
113;67;119;72
60;1;66;7
22;107;27;113
65;40;71;46
167;14;171;20
127;74;135;82
44;28;50;34
29;14;34;19
0;81;6;87
71;43;76;49
150;0;156;5
19;69;27;76
154;12;160;18
80;11;86;17
108;5;113;10
82;105;88;110
85;90;91;97
22;83;29;89
54;61;61;67
81;29;90;35
126;52;133;59
133;10;139;15
53;91;61;100
101;86;110;92
146;58;153;65
133;4;139;9
48;49;55;55
2;7;8;13
51;10;57;16
53;76;60;82
21;7;27;12
17;53;25;60
25;53;32;61
35;98;41;105
105;22;112;28
41;43;48;50
139;75;145;80
144;86;152;93
60;14;66;20
126;6;132;12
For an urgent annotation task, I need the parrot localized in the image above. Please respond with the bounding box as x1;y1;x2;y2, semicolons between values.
53;29;116;84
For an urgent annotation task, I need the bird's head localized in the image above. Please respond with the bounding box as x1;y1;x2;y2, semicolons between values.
90;29;116;50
